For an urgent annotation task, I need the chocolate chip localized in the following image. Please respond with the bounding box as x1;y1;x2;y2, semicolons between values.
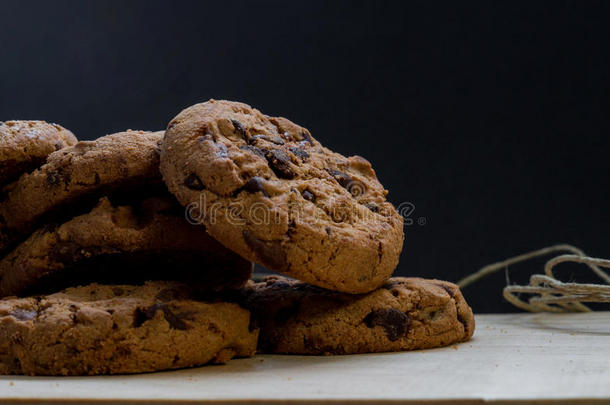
290;146;310;161
133;303;189;330
327;169;352;188
265;149;295;179
231;119;248;140
239;145;266;159
46;171;62;185
167;120;178;130
327;172;365;196
11;309;36;321
184;173;205;190
301;189;315;202
436;283;455;297
54;141;63;151
363;309;409;341
159;305;189;330
63;171;72;186
365;202;379;212
112;287;124;296
242;230;287;271
200;124;213;138
240;177;270;197
69;312;78;324
133;307;150;327
248;135;268;145
269;136;285;145
301;131;314;146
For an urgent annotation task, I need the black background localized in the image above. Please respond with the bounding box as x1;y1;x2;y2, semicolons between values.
1;1;609;312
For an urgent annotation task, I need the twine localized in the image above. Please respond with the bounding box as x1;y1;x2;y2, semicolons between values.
457;244;610;313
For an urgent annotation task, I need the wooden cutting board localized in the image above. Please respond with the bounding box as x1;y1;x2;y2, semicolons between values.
1;312;609;404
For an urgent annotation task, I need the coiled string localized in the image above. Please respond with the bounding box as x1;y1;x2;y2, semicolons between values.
457;244;610;312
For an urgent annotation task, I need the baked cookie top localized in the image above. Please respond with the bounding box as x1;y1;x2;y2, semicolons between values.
242;276;475;355
0;130;163;252
0;195;253;298
161;100;404;294
0;120;77;186
0;281;258;375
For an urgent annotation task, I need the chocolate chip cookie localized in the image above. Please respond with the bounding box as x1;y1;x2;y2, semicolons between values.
161;100;404;294
242;276;474;355
0;195;253;298
0;281;258;375
0;120;77;187
0;130;163;252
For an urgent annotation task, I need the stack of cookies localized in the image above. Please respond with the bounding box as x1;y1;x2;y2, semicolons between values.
0;101;474;376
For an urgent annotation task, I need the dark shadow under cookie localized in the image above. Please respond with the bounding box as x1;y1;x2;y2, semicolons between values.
0;195;253;298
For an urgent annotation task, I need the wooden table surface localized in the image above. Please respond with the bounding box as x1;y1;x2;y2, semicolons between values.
1;312;609;404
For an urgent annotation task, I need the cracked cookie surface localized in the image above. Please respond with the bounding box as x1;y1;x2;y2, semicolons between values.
242;276;474;355
0;120;77;187
0;195;252;298
0;281;258;375
161;100;404;294
0;130;163;252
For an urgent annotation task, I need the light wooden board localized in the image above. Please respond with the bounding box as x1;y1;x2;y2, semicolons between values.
1;312;610;404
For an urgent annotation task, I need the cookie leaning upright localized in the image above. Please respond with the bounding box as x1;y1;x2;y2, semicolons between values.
0;130;163;251
161;100;404;294
0;121;77;187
